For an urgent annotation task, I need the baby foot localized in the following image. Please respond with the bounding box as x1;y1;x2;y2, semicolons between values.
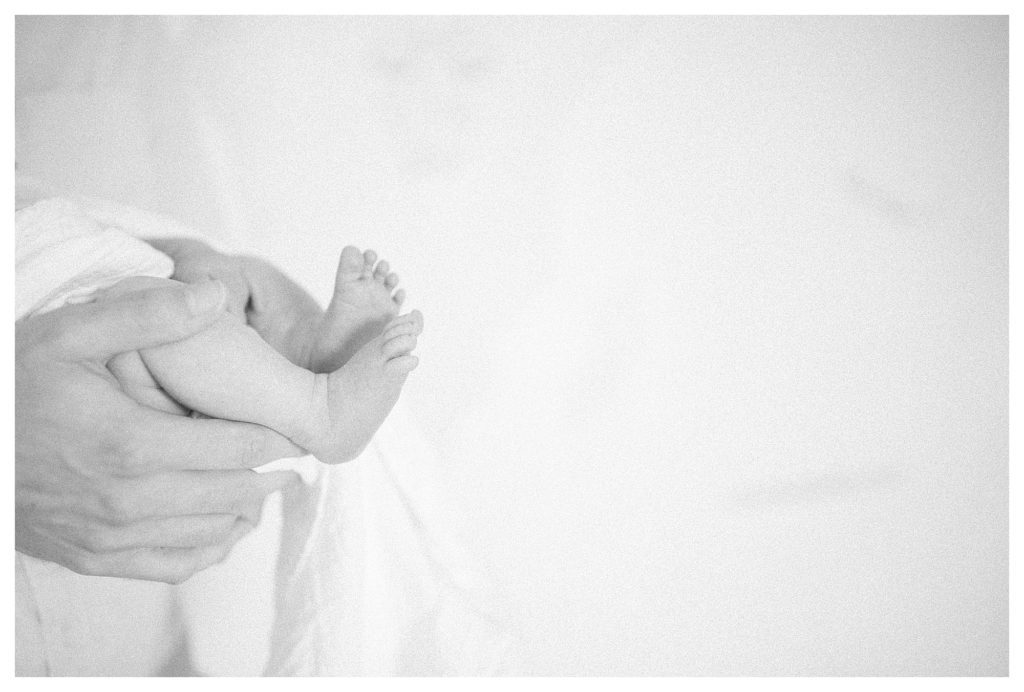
304;310;424;464
309;246;406;372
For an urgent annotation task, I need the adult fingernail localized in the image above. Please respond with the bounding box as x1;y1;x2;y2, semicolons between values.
188;280;226;316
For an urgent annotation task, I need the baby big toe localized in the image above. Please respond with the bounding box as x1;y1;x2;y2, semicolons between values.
383;320;417;340
382;333;417;360
385;354;419;375
336;246;365;284
385;310;422;334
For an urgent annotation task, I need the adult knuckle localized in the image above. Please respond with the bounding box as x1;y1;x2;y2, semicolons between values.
79;524;119;553
236;431;265;469
99;419;151;476
108;435;143;475
99;487;137;523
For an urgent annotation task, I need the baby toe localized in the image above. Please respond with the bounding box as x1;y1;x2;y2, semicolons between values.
374;260;389;281
382;334;417;359
383;318;420;340
336;246;365;283
385;354;419;376
407;309;423;333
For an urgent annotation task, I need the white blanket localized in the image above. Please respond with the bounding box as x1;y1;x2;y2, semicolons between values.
15;187;515;675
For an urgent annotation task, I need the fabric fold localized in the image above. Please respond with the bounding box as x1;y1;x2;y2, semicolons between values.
15;194;181;677
15;186;516;675
267;402;516;675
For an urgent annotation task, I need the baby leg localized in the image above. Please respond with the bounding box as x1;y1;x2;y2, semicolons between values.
100;277;321;444
101;276;422;464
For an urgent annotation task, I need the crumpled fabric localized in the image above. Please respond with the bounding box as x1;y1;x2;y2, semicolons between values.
15;183;516;675
15;191;182;677
265;402;515;675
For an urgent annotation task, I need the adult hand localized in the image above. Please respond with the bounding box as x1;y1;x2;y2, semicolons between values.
148;237;325;368
15;280;304;583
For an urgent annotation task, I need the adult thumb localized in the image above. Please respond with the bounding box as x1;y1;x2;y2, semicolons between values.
36;280;228;361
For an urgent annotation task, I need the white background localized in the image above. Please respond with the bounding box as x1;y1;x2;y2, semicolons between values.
16;15;1007;675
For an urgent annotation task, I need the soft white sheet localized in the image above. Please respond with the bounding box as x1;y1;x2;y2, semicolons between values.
14;193;181;676
265;403;514;675
16;16;1007;675
14;184;513;675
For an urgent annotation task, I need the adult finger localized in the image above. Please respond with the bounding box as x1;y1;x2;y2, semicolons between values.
32;280;228;362
237;495;268;526
170;256;251;317
74;519;253;584
106;470;299;520
70;513;239;552
122;407;305;474
187;518;255;576
145;236;216;264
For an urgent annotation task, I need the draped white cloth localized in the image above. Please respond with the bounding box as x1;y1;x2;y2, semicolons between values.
16;16;1007;675
265;405;514;675
14;192;183;676
14;184;514;675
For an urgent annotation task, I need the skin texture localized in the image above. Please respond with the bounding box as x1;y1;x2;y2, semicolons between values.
147;239;410;372
15;251;311;584
141;242;423;464
101;273;422;465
